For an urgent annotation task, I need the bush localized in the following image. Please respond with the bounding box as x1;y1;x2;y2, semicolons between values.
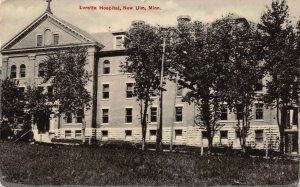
0;126;14;141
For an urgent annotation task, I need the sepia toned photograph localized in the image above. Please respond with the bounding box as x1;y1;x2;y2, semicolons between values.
0;0;299;186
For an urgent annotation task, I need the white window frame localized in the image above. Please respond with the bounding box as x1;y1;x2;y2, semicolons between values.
53;33;60;45
101;107;110;125
36;34;43;47
254;103;264;121
114;35;125;49
125;107;133;124
175;105;183;123
126;82;135;98
102;83;110;100
150;106;158;124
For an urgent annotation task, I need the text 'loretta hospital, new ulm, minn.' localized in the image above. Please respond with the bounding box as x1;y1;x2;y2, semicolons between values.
79;5;161;11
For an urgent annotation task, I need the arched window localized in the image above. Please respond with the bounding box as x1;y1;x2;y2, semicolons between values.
20;64;26;78
44;29;52;46
103;60;110;74
38;63;45;77
10;65;17;78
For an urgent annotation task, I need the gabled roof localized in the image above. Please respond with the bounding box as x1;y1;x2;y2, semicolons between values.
92;30;126;51
1;11;103;50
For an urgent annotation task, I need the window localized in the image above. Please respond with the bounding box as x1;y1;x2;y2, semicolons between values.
255;130;264;144
38;63;45;77
126;83;134;98
10;65;16;78
176;84;183;96
102;84;109;99
220;107;228;120
101;130;108;139
20;64;26;78
47;86;53;98
150;107;157;123
53;34;59;45
175;129;183;140
75;130;82;138
255;79;263;91
65;130;72;138
125;130;132;140
37;34;43;46
175;106;183;122
220;131;228;139
255;104;264;120
102;109;109;124
125;108;133;123
115;36;124;48
236;104;243;120
76;109;84;123
202;131;208;139
65;113;72;123
103;60;110;74
149;130;156;140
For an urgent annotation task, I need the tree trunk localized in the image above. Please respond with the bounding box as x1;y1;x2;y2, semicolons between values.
279;107;287;155
207;136;213;155
156;92;163;152
141;99;148;152
142;137;145;151
82;117;86;144
202;101;212;155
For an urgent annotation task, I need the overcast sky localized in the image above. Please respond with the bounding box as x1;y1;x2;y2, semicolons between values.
1;0;300;65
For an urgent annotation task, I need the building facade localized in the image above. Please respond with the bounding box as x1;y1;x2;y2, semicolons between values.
1;6;299;153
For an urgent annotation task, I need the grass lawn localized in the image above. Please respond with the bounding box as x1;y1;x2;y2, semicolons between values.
0;143;299;186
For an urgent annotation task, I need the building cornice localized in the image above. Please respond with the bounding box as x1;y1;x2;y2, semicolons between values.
1;43;101;55
98;49;126;57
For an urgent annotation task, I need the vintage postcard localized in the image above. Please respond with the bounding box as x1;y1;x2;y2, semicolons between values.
0;0;299;186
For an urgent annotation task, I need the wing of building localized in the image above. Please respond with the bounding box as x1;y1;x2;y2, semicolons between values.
1;6;299;154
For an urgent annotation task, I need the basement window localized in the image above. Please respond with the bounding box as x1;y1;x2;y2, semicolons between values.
65;130;72;138
75;130;82;138
220;131;228;139
149;130;157;140
202;131;208;139
175;129;183;140
125;130;132;140
255;130;264;144
101;130;108;140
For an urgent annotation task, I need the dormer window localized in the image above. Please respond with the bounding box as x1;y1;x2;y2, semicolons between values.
53;34;59;45
115;35;124;49
37;35;43;47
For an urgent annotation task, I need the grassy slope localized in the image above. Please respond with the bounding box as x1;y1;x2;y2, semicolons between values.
0;143;299;186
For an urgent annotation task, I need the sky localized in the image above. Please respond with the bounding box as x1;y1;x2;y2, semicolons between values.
1;0;300;65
